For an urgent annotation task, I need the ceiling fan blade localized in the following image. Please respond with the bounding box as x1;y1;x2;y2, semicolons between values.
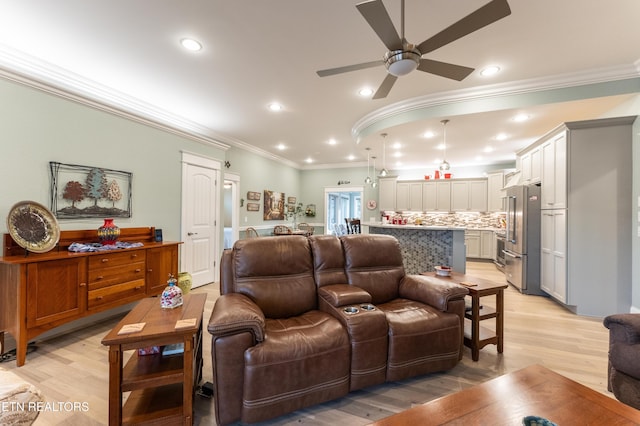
356;0;403;51
372;74;398;99
316;60;383;77
417;59;474;81
417;0;511;55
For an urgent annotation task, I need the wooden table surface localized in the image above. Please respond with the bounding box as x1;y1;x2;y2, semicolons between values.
369;364;640;425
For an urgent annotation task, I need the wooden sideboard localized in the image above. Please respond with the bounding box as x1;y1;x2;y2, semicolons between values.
0;227;181;366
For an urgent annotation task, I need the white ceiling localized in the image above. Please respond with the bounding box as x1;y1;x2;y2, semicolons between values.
0;0;639;172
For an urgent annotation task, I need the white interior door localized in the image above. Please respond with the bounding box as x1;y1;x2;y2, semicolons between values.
181;152;220;288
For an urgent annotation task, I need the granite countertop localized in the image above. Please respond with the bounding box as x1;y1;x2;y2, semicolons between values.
367;223;466;231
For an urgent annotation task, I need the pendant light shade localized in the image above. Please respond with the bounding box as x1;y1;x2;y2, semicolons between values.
439;119;450;171
364;148;372;184
379;133;389;177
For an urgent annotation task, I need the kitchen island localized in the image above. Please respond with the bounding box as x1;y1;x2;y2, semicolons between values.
368;223;466;274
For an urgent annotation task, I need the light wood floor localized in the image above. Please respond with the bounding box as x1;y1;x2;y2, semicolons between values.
1;261;612;425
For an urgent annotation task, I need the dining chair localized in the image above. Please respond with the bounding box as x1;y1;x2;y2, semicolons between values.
298;223;314;236
245;227;259;238
348;219;361;234
274;225;292;235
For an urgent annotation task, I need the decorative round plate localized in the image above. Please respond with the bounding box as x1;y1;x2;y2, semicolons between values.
7;201;60;253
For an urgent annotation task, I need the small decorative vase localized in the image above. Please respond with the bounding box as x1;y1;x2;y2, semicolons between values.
161;274;183;309
98;218;120;245
177;272;192;295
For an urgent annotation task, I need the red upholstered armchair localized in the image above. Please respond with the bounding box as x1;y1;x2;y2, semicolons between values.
604;313;640;409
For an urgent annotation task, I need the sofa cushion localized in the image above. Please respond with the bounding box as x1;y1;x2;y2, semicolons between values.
309;235;348;287
377;298;461;381
231;236;316;318
341;234;405;304
242;310;351;423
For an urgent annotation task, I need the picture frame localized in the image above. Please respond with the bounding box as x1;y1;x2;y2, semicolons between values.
263;190;285;220
247;191;261;201
287;196;296;204
247;202;260;212
49;161;132;219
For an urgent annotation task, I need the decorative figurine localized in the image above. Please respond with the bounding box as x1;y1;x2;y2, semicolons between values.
160;273;183;309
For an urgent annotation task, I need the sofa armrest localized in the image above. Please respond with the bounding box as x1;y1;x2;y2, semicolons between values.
208;293;266;342
604;314;640;345
318;284;372;307
399;274;468;311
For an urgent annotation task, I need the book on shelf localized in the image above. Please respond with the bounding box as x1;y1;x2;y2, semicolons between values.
162;343;184;356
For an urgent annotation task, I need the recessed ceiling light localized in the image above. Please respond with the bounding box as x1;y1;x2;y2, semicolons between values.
305;157;313;163
180;38;202;51
423;130;435;138
393;142;401;149
393;152;402;158
328;138;337;145
437;143;446;150
513;113;530;122
495;133;508;141
276;143;286;150
268;102;283;112
480;66;500;76
347;154;355;161
484;146;495;153
358;87;374;97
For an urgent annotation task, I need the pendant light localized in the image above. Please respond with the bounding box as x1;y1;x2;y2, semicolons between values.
371;156;378;188
439;119;451;171
364;147;372;184
379;133;389;177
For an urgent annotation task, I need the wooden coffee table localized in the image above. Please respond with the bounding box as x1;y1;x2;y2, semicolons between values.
102;293;207;426
369;364;640;425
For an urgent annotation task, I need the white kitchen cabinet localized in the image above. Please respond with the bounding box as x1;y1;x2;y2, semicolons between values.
519;146;541;184
451;180;487;212
422;181;451;212
487;171;505;212
465;230;494;259
540;209;566;303
541;132;567;209
378;177;396;211
535;116;634;316
480;230;495;260
396;181;423;211
465;230;481;258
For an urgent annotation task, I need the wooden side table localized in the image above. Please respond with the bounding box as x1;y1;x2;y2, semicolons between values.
426;272;508;361
101;293;207;425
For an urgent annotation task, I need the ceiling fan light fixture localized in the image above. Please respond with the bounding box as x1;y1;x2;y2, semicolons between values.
384;47;421;77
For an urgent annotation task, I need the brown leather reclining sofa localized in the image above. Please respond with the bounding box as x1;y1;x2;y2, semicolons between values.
207;234;468;424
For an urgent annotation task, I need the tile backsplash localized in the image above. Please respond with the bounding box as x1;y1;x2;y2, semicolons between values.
400;212;506;229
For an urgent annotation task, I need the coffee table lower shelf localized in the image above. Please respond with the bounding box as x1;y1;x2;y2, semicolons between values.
123;383;184;425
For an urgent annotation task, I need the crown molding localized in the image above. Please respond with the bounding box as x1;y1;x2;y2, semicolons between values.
352;63;640;141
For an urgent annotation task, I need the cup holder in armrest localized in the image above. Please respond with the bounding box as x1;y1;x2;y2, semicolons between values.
343;306;359;315
359;304;376;311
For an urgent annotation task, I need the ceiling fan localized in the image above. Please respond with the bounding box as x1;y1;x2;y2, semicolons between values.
316;0;511;99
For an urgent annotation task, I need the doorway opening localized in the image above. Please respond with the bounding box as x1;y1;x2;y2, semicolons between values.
223;173;240;249
324;186;363;235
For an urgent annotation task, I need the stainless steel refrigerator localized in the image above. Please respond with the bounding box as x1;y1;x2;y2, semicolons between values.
504;184;544;295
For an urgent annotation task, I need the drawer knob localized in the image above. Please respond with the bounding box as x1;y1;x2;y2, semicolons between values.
135;286;142;290
131;254;137;258
97;276;104;280
79;282;86;287
96;296;103;300
101;258;109;263
135;268;141;273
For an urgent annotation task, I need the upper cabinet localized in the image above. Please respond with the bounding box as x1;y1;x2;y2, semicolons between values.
422;181;451;212
541;132;567;209
396;181;423;211
487;171;505;212
451;179;487;212
519;146;542;184
378;177;397;211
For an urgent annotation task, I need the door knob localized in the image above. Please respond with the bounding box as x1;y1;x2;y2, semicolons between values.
187;232;198;236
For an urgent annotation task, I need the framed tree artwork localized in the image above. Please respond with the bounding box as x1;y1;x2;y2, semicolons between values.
49;161;133;219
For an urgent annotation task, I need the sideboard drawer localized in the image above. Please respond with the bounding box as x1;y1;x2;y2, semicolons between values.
88;261;146;290
88;279;146;310
88;250;145;269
